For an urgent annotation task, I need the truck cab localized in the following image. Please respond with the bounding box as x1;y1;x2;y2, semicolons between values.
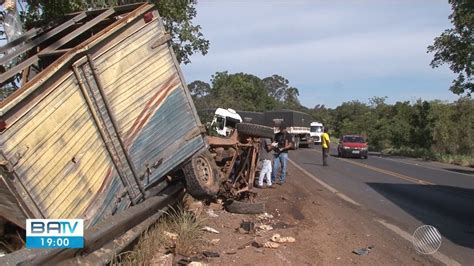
211;108;243;136
310;122;324;144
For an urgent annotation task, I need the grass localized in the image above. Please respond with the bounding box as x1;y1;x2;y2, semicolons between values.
112;207;206;266
382;147;474;168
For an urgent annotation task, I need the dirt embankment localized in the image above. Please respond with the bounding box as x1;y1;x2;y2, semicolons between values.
199;163;440;266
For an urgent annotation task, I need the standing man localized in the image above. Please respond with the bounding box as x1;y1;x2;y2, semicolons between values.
272;124;292;185
322;127;330;166
257;137;273;188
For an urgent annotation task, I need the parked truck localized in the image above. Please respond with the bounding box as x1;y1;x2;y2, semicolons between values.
237;110;313;149
0;3;219;234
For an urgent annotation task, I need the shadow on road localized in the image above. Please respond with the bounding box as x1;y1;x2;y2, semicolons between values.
443;168;474;176
367;182;474;249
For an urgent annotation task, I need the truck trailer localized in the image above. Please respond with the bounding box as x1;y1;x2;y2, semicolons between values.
0;3;216;232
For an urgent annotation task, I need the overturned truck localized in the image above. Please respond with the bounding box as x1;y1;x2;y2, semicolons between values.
0;3;217;241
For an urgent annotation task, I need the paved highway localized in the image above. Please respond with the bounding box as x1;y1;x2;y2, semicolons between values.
290;147;474;265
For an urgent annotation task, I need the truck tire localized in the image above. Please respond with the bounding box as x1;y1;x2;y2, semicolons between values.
224;200;266;214
182;151;221;198
236;123;275;139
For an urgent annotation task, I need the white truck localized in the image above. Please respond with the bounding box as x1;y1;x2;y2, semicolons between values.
310;122;324;145
211;108;243;137
264;110;313;149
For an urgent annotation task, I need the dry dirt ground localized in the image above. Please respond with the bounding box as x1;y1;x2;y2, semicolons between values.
198;163;441;266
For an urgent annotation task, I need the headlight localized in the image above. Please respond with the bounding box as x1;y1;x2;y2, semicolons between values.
343;146;350;149
361;147;368;150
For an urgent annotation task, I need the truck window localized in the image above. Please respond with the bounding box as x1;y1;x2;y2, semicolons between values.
310;126;322;132
216;116;225;130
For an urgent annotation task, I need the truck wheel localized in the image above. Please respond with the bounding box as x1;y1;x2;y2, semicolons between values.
224;200;266;214
236;123;274;139
182;151;221;198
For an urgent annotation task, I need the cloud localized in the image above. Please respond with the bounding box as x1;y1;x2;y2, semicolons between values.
182;0;456;108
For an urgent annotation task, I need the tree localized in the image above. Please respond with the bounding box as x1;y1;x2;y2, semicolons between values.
188;80;211;98
427;0;473;96
262;74;301;108
209;71;276;111
22;0;209;64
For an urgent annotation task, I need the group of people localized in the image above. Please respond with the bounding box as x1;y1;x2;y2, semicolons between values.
257;124;331;188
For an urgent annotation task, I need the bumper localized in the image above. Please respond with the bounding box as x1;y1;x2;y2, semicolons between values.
341;149;368;157
313;136;321;143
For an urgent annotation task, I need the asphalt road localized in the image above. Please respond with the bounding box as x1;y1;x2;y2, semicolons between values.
289;146;474;265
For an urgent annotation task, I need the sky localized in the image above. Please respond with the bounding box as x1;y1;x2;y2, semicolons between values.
181;0;459;108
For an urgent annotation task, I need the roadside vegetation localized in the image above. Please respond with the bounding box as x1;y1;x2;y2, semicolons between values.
190;73;473;167
113;207;205;265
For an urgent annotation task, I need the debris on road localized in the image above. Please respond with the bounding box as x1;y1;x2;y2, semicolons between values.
149;253;174;266
163;231;178;240
271;234;296;243
257;224;274;231
263;241;280;249
251;241;263;248
206;209;219;218
257;212;274;220
225;200;266;214
203;226;220;234
203;251;220;258
184;195;204;217
210;239;220;245
239;221;255;234
352;245;374;256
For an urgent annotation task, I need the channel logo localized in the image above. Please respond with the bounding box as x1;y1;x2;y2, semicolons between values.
26;219;84;249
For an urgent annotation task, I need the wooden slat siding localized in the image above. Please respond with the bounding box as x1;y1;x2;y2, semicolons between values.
2;74;119;220
77;61;141;200
0;177;27;227
91;16;206;187
94;20;172;136
127;88;206;186
87;174;130;227
1;74;76;155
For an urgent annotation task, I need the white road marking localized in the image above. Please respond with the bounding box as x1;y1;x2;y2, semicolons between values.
288;158;361;206
376;219;461;266
290;153;461;266
373;155;474;177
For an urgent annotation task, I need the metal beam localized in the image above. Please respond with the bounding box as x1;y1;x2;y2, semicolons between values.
0;12;87;65
0;28;42;54
0;55;38;86
41;8;115;53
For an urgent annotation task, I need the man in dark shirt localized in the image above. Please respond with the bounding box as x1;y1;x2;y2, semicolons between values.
271;124;292;185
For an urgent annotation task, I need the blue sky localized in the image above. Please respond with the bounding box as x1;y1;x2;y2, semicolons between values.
181;0;459;108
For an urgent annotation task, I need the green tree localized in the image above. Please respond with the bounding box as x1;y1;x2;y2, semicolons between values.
427;0;473;95
209;71;276;111
23;0;209;64
188;80;211;98
262;74;301;107
409;100;433;149
389;101;413;148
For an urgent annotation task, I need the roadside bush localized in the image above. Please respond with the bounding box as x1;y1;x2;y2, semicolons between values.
113;207;205;265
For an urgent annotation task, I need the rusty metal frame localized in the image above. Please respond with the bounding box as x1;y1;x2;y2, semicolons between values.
0;3;150;92
0;152;44;222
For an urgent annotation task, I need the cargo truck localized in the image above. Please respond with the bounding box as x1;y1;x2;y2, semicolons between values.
0;3;219;232
236;110;313;149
